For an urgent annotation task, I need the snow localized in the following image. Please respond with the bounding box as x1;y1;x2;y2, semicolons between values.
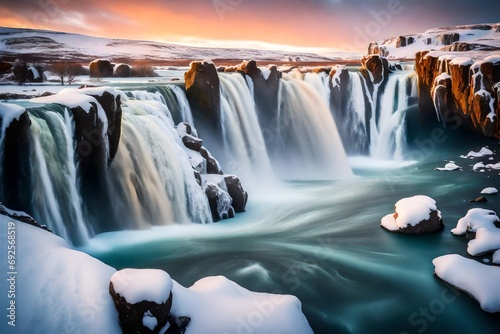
463;147;494;158
28;66;40;79
331;65;346;88
435;161;461;171
486;162;500;170
473;162;486;171
433;254;500;313
451;208;500;235
110;269;173;304
484;55;500;64
261;68;271;80
449;57;474;66
0;102;25;134
381;195;438;231
171;276;314;334
435;73;451;82
0;217;121;333
468;227;500;256
481;187;498;194
0;215;314;333
142;311;158;330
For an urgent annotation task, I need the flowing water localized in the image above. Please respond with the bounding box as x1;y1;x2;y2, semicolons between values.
3;70;500;333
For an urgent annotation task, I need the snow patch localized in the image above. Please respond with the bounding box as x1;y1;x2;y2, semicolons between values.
435;161;461;171
463;147;494;158
451;208;500;235
468;227;500;256
433;254;500;313
0;102;25;134
381;195;437;230
110;269;173;304
142;311;158;331
449;57;474;66
481;187;498;194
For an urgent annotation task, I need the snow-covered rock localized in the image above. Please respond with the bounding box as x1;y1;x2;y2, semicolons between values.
109;269;174;334
464;147;494;158
481;187;499;194
381;195;443;234
202;174;234;222
451;208;500;235
433;254;500;313
435;161;461;171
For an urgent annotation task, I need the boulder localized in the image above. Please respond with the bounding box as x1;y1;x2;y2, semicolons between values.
89;59;114;77
437;33;460;46
381;195;444;234
470;197;488;203
395;36;407;48
182;135;203;152
204;177;233;222
200;147;223;175
224;175;248;213
0;61;12;75
109;269;175;334
114;63;132;77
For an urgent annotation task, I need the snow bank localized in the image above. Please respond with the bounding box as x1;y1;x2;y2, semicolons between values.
433;254;500;313
451;208;500;235
0;102;25;134
481;187;498;195
172;276;314;334
0;215;313;333
381;195;438;231
110;269;172;304
449;57;474;66
468;228;500;256
435;161;461;171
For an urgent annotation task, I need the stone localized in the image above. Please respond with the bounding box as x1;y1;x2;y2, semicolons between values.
224;175;248;213
114;63;131;77
470;197;488;203
89;59;114;77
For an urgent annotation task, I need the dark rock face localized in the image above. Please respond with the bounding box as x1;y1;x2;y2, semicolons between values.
224;175;248;213
0;110;32;213
437;33;460;46
185;61;221;133
237;60;282;127
205;183;232;222
200;147;223;175
0;61;12;75
182;134;203;152
0;202;50;231
89;59;114;77
114;64;131;77
396;36;407;48
109;282;173;334
360;55;389;90
416;51;500;137
400;210;444;234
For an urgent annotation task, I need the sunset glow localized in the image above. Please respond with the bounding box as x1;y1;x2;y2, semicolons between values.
0;0;499;52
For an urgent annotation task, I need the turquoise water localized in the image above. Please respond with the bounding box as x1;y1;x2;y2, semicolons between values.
83;138;500;333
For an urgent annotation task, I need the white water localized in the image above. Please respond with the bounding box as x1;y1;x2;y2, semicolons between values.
219;73;274;180
170;85;195;125
276;74;352;179
107;100;212;228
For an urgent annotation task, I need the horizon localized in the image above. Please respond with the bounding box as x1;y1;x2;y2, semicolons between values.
1;0;499;54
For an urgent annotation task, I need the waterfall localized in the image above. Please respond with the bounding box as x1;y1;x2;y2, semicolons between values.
370;71;418;160
218;73;274;180
107;99;211;229
275;74;353;179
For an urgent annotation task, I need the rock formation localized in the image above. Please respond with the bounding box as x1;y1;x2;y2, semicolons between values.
89;59;114;77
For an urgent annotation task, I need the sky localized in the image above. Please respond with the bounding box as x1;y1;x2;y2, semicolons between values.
0;0;499;53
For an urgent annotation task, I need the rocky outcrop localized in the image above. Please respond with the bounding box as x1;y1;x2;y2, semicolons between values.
416;51;500;137
184;61;221;133
399;210;444;234
360;55;390;93
176;122;247;222
0;61;12;75
367;42;389;57
89;59;114;77
0;202;50;231
437;33;460;46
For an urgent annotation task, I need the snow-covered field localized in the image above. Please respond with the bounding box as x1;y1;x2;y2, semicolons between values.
0;26;353;63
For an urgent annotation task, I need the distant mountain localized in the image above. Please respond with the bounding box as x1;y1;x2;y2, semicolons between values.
0;27;350;64
368;23;500;59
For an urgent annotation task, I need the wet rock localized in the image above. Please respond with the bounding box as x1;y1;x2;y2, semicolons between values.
182;135;203;152
200;147;223;175
224;175;248;213
204;178;232;222
470;197;488;203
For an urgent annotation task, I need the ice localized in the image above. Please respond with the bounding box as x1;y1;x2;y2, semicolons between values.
110;269;173;304
433;254;500;313
451;208;500;235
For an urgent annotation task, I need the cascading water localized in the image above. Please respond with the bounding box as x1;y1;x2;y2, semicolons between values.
275;74;353;179
370;71;418;160
218;73;274;180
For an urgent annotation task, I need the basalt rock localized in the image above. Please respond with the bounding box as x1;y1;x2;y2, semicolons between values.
224;175;248;213
185;61;221;135
416;51;500;137
0;108;32;213
237;60;282;127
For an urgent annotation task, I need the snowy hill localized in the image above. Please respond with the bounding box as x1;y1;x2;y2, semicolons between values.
369;23;500;59
0;27;341;64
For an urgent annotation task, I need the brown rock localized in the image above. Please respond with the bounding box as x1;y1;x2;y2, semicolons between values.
89;59;114;77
